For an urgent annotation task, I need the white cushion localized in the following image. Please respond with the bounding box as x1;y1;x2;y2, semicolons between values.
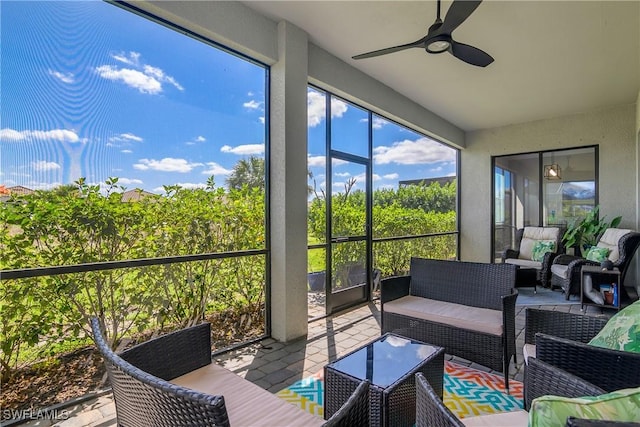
462;410;529;426
172;363;323;426
505;258;542;269
518;227;560;261
597;228;632;263
384;295;503;336
523;343;536;364
551;263;569;279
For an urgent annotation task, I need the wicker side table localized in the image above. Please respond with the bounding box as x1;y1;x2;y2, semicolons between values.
324;333;444;427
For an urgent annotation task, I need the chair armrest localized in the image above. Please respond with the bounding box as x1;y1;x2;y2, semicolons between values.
553;254;583;265
524;308;608;345
502;248;519;262
120;322;212;380
567;418;640;427
524;357;605;411
502;290;518;356
536;333;640;392
380;275;410;305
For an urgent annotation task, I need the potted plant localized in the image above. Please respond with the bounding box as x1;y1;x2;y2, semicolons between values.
308;271;326;292
562;205;622;256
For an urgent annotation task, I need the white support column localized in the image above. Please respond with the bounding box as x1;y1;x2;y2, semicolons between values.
269;21;309;341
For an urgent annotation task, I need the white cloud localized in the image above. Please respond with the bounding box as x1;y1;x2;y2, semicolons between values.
307;91;348;127
0;128;81;143
220;144;265;155
372;117;389;129
32;161;61;171
110;133;143;144
334;172;350;177
96;52;183;94
374;137;456;165
202;162;233;175
96;65;162;94
118;177;143;185
133;158;203;173
121;149;133;154
243;100;261;110
308;155;326;167
259;116;265;124
383;173;399;180
48;70;75;84
186;135;207;145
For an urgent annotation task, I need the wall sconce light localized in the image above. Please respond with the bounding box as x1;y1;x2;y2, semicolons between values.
544;164;562;180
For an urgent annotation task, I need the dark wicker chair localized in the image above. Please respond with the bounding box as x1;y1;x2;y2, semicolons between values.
91;318;370;427
501;226;564;290
550;229;640;299
525;308;640;392
381;258;517;392
415;357;605;427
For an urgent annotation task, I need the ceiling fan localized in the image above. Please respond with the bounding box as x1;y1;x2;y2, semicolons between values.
352;0;494;67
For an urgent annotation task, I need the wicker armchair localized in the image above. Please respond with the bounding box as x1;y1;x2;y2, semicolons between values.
525;308;640;392
91;318;370;427
415;357;604;427
550;229;640;299
502;226;564;289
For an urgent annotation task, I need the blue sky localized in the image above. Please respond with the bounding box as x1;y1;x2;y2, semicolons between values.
1;1;456;195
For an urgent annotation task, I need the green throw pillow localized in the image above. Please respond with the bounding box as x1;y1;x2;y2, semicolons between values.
588;300;640;352
529;387;640;427
532;240;556;262
585;246;610;262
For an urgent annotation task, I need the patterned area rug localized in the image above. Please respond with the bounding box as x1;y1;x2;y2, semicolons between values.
276;361;523;419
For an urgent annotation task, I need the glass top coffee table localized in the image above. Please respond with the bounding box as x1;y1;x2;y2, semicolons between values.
324;333;444;427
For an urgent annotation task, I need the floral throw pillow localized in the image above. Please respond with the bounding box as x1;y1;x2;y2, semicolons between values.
532;240;556;262
529;387;640;427
586;246;610;262
588;300;640;352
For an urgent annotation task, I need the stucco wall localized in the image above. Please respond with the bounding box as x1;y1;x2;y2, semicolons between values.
462;104;637;263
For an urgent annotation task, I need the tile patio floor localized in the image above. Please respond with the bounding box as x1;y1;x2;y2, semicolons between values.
17;299;610;427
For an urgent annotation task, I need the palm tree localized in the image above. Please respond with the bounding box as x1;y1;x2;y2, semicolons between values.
226;156;265;190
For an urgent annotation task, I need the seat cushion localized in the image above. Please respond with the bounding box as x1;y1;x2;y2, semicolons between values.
505;258;542;269
384;295;503;336
523;343;536;364
551;263;569;279
462;410;529;426
171;363;324;427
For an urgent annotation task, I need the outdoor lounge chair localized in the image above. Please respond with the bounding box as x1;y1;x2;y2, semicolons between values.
91;318;370;427
415;357;605;427
524;308;640;392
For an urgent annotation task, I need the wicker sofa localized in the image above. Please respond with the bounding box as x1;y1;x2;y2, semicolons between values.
91;318;370;427
380;258;518;391
524;308;640;392
415;357;605;427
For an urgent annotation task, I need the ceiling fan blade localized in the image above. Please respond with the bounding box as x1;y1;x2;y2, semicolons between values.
439;0;483;34
450;40;494;67
352;37;426;60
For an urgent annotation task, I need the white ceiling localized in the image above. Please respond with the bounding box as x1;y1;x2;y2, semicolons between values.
243;1;640;132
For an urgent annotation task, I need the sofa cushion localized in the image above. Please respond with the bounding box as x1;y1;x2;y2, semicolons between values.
505;258;542;269
383;295;503;336
551;263;569;279
462;410;529;426
171;363;324;427
597;228;633;263
528;386;640;427
588;300;640;353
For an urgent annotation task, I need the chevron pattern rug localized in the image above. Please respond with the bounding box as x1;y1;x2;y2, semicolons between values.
276;361;523;419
